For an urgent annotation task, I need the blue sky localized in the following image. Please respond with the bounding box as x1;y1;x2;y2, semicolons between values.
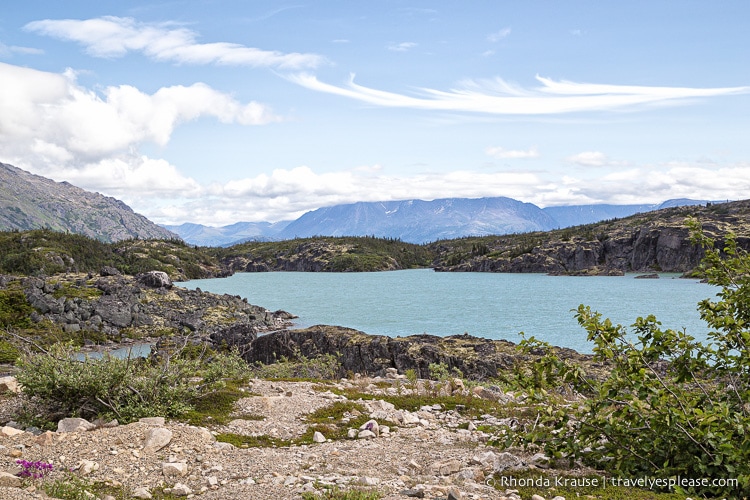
1;1;749;225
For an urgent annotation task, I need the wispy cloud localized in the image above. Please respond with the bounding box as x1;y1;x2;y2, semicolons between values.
0;42;44;57
487;27;511;42
486;146;539;159
288;73;750;115
388;42;417;52
25;16;325;69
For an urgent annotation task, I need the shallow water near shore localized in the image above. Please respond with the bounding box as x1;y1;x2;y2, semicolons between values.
181;269;717;354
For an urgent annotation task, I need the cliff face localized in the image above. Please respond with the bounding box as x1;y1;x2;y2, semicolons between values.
431;201;750;275
0;162;178;243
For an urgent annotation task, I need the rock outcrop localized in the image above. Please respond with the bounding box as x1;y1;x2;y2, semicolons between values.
245;325;594;381
432;201;750;275
11;273;291;348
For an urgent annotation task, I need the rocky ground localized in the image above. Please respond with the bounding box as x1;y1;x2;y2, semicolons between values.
0;373;569;500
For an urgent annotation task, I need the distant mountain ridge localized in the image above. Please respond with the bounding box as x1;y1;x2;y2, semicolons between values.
0;162;178;243
168;197;712;246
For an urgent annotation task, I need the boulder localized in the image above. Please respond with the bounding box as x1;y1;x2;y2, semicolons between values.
137;271;173;289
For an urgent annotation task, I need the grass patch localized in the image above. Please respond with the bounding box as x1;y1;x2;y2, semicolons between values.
50;281;103;300
301;487;382;500
181;383;248;426
490;471;688;499
44;473;131;500
216;432;292;448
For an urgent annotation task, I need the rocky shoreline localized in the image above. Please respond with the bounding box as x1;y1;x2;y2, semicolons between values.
0;270;633;499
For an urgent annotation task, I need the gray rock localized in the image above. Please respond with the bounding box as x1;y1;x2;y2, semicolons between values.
429;458;462;476
171;483;193;496
58;417;96;433
132;487;153;499
313;431;326;443
137;271;173;289
0;470;22;487
162;462;189;478
143;427;173;453
359;419;379;436
400;490;425;498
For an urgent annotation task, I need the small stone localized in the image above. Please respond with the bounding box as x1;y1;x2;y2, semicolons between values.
530;495;546;500
400;489;425;498
0;470;22;487
347;429;358;439
162;462;189;478
447;489;462;500
357;430;376;439
467;421;477;431
171;483;193;496
76;460;99;476
359;419;379;436
57;417;95;433
0;376;20;394
358;476;380;486
313;431;326;443
143;427;172;453
207;476;219;486
429;459;462;476
34;431;55;446
0;426;25;437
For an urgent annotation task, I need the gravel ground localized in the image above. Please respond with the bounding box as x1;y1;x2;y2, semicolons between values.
0;378;537;500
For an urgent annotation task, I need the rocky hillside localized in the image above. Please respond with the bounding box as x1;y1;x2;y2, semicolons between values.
0;230;227;280
430;200;750;275
0;271;291;359
0;162;177;243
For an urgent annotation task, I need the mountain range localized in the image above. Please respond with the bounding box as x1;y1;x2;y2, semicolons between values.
0;161;713;246
0;162;177;243
166;197;711;246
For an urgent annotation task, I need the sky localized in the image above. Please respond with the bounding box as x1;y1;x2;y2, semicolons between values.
1;1;749;226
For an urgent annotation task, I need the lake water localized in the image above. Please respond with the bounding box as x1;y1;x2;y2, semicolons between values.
180;269;717;354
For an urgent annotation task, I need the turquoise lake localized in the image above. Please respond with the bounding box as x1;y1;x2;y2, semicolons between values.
180;269;717;354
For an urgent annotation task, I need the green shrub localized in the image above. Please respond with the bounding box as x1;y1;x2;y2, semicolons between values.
0;289;33;328
15;343;250;425
515;220;750;497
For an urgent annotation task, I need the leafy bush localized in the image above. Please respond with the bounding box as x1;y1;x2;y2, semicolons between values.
516;221;750;497
15;343;250;424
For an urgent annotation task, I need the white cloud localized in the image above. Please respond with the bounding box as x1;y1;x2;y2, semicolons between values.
486;146;539;159
487;27;511;42
566;151;610;167
25;16;325;69
138;160;750;226
0;62;281;167
388;42;417;52
288;73;750;115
